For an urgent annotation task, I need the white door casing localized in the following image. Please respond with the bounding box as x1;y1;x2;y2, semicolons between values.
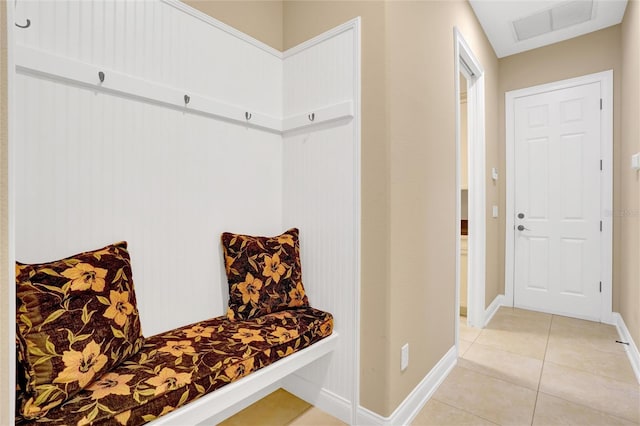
505;71;613;323
454;28;486;342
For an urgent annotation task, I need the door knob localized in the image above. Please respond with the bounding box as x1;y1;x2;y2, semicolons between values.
517;225;530;231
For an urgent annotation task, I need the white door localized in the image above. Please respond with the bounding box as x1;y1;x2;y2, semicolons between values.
513;82;602;320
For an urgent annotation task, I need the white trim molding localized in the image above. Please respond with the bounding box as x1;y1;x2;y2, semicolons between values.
151;334;339;425
504;70;614;322
350;16;363;426
282;374;353;424
355;346;457;426
613;313;640;384
6;0;17;420
454;27;486;336
483;294;505;327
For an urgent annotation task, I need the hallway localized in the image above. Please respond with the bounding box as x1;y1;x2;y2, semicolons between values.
413;307;639;425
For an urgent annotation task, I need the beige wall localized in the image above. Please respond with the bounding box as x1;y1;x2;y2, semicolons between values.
1;1;9;423
285;0;499;416
386;0;499;411
498;26;623;314
284;1;392;413
620;0;640;346
183;1;283;51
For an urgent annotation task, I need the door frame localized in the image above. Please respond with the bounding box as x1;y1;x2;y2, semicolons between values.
454;28;486;338
504;70;613;324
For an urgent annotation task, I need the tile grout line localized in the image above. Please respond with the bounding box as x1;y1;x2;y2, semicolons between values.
538;316;639;425
541;356;640;423
431;398;501;425
530;314;554;425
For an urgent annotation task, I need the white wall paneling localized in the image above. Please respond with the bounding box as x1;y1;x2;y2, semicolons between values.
14;0;282;131
16;46;282;132
13;0;286;335
281;19;361;424
10;1;361;424
14;71;283;335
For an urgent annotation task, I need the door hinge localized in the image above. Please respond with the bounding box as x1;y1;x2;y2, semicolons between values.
600;159;603;171
600;221;603;232
600;98;603;110
599;281;602;293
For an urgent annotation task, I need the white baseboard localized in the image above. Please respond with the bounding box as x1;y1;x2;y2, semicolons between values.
355;345;457;425
356;405;387;425
281;374;353;424
612;312;640;384
483;294;504;327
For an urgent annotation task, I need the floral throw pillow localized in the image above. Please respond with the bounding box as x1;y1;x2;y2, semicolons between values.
221;228;310;320
15;241;145;419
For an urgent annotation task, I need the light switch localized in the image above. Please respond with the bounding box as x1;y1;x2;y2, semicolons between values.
401;343;409;371
492;205;499;218
491;167;499;181
632;153;640;171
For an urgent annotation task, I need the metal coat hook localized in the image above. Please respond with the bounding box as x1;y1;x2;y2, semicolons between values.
98;71;105;83
15;18;31;28
245;112;252;121
184;94;190;105
308;113;315;122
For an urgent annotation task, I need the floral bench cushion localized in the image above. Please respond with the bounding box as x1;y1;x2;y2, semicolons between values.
16;307;333;426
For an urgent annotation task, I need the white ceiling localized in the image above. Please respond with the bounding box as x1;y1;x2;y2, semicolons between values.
469;0;628;58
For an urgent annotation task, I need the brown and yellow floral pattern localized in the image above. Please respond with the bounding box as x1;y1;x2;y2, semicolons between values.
16;307;333;426
221;229;310;320
15;242;145;419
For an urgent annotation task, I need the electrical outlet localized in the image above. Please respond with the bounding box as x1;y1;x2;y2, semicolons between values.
401;343;409;371
632;153;640;171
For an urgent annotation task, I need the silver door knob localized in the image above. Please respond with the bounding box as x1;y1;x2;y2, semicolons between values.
517;225;530;231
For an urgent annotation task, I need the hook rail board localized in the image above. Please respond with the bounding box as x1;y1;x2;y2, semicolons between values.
15;45;282;133
282;101;354;133
16;45;354;135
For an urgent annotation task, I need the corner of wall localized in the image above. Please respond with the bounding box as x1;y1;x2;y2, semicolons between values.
619;0;640;348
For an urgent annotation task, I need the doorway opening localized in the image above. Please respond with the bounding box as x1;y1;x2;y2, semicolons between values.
454;28;486;350
460;72;469;319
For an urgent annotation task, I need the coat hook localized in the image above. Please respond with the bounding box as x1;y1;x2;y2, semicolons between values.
308;113;315;122
15;18;31;29
98;71;105;83
245;112;252;121
184;94;190;105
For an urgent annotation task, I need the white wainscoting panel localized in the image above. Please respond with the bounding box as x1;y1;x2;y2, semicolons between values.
282;21;359;417
14;73;282;335
284;27;354;118
15;0;282;118
12;2;360;423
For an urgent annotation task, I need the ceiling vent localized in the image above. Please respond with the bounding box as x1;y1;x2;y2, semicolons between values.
513;0;595;42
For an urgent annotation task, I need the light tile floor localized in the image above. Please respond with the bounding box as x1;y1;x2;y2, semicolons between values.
219;389;346;426
221;308;639;425
414;307;640;425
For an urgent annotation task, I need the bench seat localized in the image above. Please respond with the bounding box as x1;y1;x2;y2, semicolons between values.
17;307;333;426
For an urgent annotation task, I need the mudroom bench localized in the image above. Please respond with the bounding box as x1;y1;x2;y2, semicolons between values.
16;230;337;425
17;308;336;426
